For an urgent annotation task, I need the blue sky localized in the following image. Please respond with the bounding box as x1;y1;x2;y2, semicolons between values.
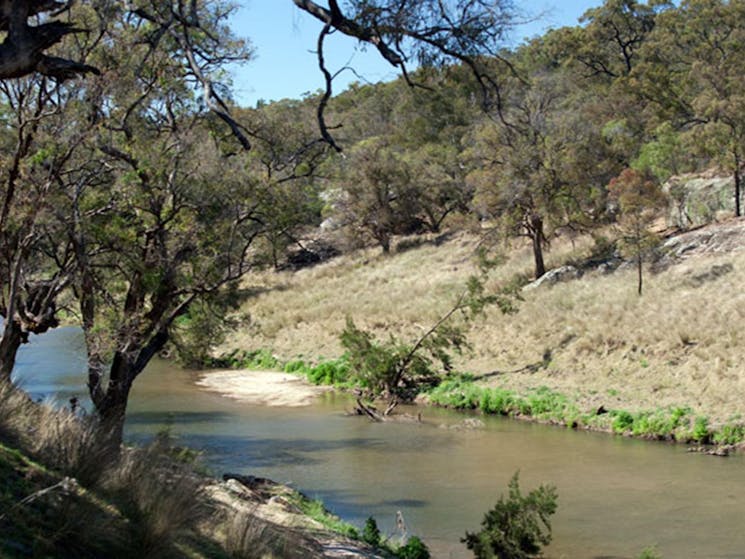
229;1;601;107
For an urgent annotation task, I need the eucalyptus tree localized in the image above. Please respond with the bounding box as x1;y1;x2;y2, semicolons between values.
60;1;266;440
0;77;83;381
406;143;472;234
0;2;108;381
608;168;667;295
236;98;328;269
468;57;609;279
575;0;672;80
334;136;418;253
638;0;745;217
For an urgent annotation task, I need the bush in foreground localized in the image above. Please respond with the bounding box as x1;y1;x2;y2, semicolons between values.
464;472;557;559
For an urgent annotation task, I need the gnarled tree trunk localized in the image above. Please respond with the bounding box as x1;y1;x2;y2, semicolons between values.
0;0;99;80
527;212;546;279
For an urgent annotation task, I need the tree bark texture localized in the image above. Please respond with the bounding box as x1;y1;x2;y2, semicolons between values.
0;0;99;80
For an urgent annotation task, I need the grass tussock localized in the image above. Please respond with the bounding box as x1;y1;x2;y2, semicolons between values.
224;225;745;431
0;381;221;559
225;510;317;559
102;441;209;559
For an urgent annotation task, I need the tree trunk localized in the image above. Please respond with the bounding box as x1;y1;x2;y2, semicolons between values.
637;252;643;296
379;232;391;254
734;166;741;218
529;213;546;279
0;319;23;382
91;352;136;447
89;330;170;446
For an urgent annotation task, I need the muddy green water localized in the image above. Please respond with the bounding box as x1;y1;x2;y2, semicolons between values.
13;327;745;559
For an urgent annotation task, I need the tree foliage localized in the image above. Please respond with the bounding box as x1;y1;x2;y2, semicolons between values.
608;168;667;295
463;472;558;559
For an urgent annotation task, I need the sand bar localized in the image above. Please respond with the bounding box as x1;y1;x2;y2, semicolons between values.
195;370;329;407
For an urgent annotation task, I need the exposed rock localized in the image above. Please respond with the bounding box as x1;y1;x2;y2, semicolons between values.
655;219;745;268
664;172;737;228
523;265;580;291
442;418;485;430
687;445;735;457
208;476;389;558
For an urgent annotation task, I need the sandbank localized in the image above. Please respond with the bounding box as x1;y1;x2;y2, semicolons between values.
195;370;329;407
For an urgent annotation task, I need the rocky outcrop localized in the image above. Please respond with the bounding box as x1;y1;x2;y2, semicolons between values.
523;265;580;291
662;220;745;257
664;172;737;228
206;474;390;559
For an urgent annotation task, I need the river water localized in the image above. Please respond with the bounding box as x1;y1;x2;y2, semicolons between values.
13;327;745;559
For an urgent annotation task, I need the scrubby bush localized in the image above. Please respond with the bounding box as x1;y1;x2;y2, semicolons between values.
362;516;382;546
611;410;635;433
691;416;710;443
463;472;557;559
712;424;745;445
396;535;430;559
341;318;461;407
638;546;663;559
307;359;351;386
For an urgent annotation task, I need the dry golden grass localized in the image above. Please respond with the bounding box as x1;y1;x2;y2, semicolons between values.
225;225;745;425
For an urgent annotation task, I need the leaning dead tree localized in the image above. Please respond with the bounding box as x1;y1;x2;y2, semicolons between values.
0;0;99;80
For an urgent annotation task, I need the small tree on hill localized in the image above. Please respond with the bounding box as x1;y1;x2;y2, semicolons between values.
463;472;558;559
341;269;520;418
608;168;667;296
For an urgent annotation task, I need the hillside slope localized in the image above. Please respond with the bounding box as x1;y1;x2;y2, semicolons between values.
226;219;745;428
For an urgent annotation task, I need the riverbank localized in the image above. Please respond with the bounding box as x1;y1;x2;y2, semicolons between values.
214;219;745;449
0;382;393;559
195;357;745;451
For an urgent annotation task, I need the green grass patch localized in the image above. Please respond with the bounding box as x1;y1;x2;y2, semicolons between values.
290;494;359;539
427;378;580;424
208;348;280;370
712;424;745;445
211;349;354;388
425;377;745;446
283;357;352;387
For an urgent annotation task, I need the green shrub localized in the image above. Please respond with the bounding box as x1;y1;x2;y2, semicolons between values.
691;416;710;443
307;359;351;386
240;349;280;370
463;472;557;559
396;535;430;559
612;410;634;433
638;546;663;559
712;424;745;445
283;359;309;374
362;516;381;547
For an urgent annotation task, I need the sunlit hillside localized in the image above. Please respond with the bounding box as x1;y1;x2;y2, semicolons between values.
226;219;745;427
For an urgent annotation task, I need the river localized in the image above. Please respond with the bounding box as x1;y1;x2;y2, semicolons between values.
13;327;745;559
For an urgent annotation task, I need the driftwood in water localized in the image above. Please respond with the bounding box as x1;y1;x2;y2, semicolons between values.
355;398;385;422
354;398;423;424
